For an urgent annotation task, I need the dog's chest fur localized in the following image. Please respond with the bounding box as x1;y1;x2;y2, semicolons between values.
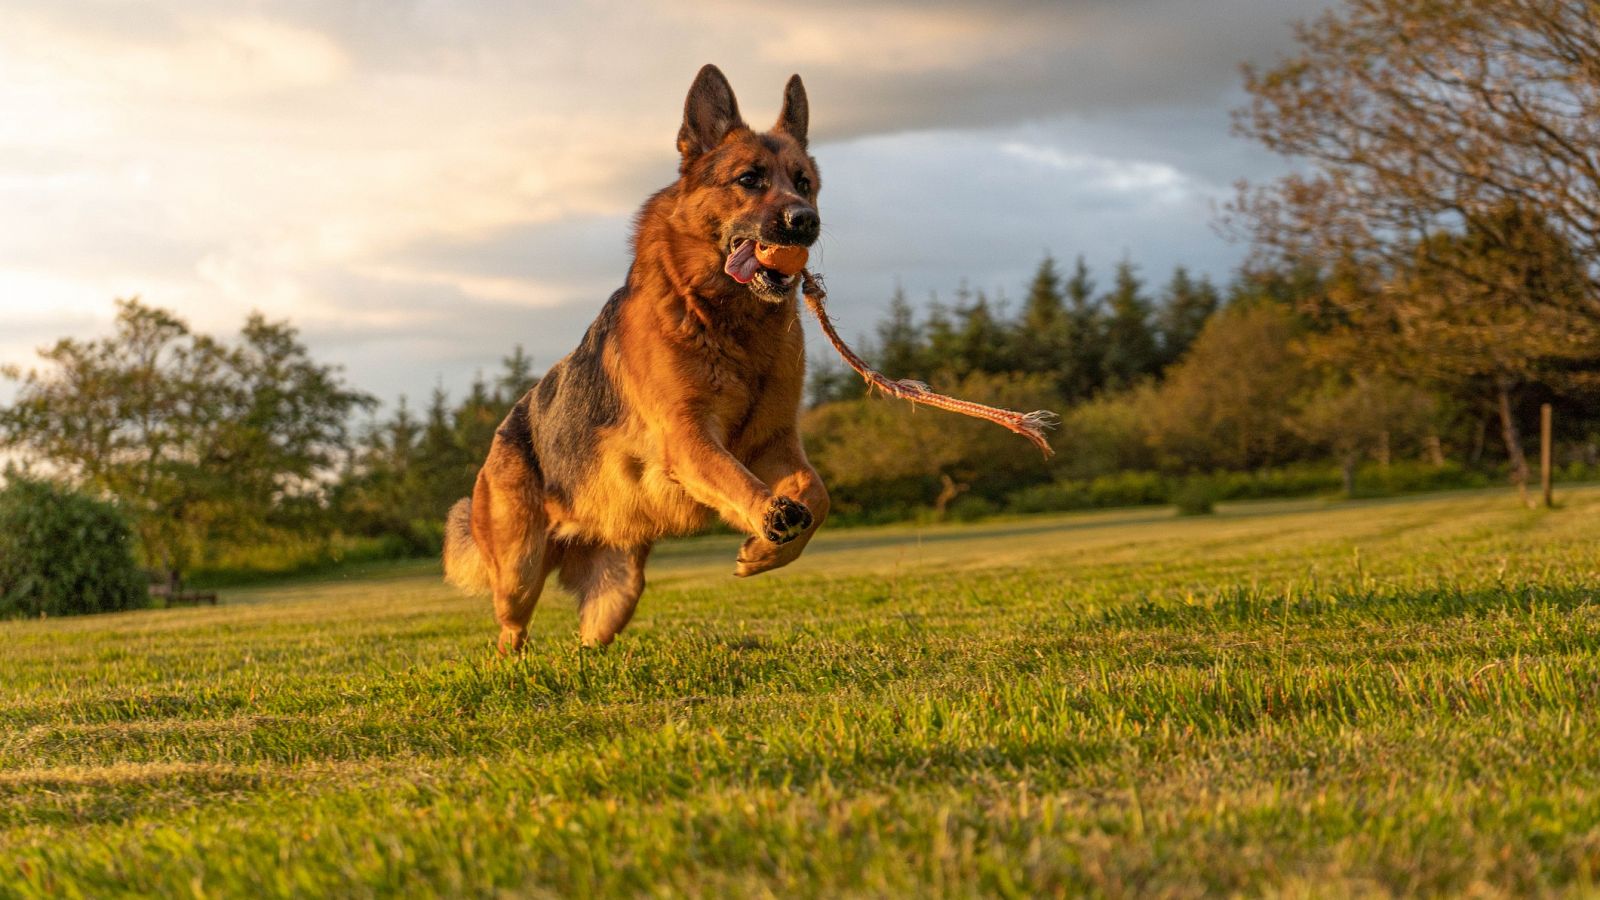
681;299;796;422
537;289;802;547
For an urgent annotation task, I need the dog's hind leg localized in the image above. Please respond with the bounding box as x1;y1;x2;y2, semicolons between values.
470;439;554;654
559;542;650;647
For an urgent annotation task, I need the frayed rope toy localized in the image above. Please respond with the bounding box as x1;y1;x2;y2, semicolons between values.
732;242;1058;456
794;267;1059;458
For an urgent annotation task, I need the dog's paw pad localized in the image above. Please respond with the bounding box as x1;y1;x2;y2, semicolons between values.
763;496;813;544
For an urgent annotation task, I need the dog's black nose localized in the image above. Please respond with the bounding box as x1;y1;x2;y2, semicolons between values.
783;205;820;243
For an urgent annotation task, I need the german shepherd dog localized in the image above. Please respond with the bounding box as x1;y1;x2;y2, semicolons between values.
444;65;828;652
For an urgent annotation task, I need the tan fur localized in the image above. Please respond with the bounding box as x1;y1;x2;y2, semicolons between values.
442;498;488;595
445;66;829;652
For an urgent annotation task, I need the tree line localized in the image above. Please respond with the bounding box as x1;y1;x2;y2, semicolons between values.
797;250;1585;521
0;300;533;587
807;258;1220;409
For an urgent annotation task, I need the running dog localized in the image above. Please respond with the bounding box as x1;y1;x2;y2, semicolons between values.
444;64;828;652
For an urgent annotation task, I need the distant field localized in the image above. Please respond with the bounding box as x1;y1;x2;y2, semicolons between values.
3;487;1599;896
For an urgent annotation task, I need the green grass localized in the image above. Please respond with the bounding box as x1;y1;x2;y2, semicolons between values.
3;487;1599;897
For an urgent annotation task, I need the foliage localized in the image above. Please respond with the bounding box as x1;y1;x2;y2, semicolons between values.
1099;260;1160;389
1235;1;1600;496
1142;302;1312;472
802;371;1059;518
1154;266;1221;368
1170;477;1219;516
335;348;538;545
1292;372;1443;495
995;460;1495;520
0;474;147;618
1234;0;1600;279
1306;207;1600;493
1052;390;1161;480
0;299;373;579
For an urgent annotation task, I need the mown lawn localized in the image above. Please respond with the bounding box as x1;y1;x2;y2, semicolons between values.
3;487;1599;897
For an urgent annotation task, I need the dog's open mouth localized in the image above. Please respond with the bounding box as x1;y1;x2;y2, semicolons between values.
725;239;800;295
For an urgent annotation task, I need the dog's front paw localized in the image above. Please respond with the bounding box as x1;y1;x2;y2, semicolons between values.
762;496;813;544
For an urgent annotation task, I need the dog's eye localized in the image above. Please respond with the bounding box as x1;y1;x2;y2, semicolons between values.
795;174;812;196
737;171;763;190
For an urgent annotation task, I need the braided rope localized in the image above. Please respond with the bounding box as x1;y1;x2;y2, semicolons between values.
800;270;1057;458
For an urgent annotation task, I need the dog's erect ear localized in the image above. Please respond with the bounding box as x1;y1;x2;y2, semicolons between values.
677;64;744;166
775;74;808;149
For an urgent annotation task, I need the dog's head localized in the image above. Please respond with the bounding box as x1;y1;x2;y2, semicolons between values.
674;64;820;303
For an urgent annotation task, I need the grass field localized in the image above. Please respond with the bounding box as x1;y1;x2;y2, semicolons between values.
3;487;1599;897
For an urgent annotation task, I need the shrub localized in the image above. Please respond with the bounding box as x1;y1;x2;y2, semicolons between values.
945;495;1000;522
1171;477;1220;516
1353;460;1488;497
0;476;148;618
1086;471;1169;507
1006;481;1092;514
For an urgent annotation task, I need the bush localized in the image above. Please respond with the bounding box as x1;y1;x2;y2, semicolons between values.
1171;477;1219;516
945;495;1000;522
1006;481;1092;514
0;476;148;618
1557;461;1600;483
1354;460;1488;497
1086;471;1169;507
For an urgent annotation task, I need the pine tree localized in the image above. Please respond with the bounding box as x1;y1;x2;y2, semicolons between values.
953;290;1007;374
454;373;501;461
1053;256;1104;400
1100;260;1160;389
806;355;866;406
1022;255;1065;335
875;286;923;379
496;344;537;405
922;296;960;376
418;386;472;516
1018;255;1071;377
385;397;421;479
1155;266;1221;368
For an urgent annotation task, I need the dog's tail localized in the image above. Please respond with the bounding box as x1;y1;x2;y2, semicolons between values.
443;498;490;595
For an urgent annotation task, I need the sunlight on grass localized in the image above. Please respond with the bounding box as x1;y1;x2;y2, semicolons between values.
2;486;1598;895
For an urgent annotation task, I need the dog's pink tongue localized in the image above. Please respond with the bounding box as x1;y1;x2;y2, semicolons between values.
725;240;760;284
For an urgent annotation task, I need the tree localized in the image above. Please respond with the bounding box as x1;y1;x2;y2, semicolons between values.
1308;205;1600;499
0;299;373;581
1234;0;1600;284
454;372;502;463
1235;1;1600;500
1292;373;1440;496
1022;255;1065;336
338;397;438;548
951;290;1010;375
1059;256;1104;400
802;371;1058;517
1099;261;1160;389
875;285;924;379
417;386;474;514
224;313;375;541
1017;255;1071;376
496;345;538;404
921;299;961;375
1143;302;1312;471
1155;266;1221;367
806;355;866;406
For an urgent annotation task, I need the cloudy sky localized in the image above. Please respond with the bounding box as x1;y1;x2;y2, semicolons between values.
0;0;1333;408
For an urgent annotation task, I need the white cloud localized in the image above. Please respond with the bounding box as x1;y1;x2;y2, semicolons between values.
999;142;1197;205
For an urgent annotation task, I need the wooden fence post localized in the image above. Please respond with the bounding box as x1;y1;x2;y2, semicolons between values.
1541;403;1553;508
